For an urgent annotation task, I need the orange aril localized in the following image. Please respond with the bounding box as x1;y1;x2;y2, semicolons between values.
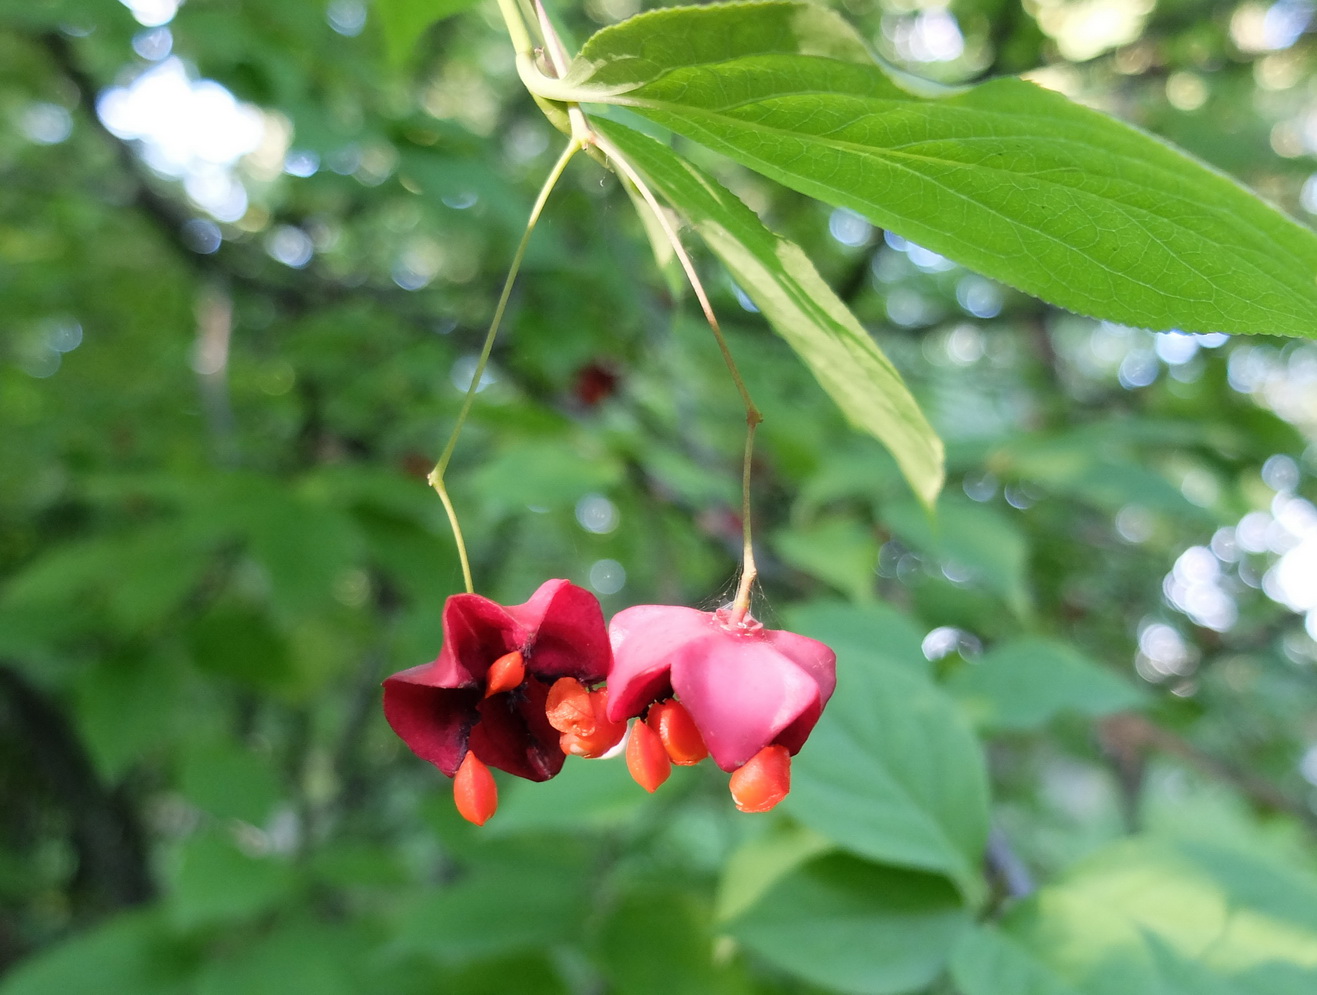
729;745;790;813
453;752;498;825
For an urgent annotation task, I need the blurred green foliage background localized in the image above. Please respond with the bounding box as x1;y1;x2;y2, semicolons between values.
2;0;1317;992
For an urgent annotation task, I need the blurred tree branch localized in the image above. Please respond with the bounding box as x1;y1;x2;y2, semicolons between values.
34;29;441;323
0;664;155;914
1100;712;1317;836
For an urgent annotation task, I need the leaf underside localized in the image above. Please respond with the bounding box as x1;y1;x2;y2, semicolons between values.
595;116;944;506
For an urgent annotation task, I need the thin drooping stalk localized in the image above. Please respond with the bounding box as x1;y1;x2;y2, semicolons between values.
488;2;762;617
590;130;764;624
428;137;581;593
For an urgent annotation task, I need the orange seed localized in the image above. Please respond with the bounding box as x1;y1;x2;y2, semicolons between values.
729;744;791;813
484;650;526;698
453;752;498;825
625;718;671;793
545;676;593;732
647;699;708;765
548;679;626;757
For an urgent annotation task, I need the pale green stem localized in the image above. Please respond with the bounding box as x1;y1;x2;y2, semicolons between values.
532;0;571;74
531;0;596;146
736;418;760;619
590;131;764;624
494;0;537;57
496;0;590;142
428;137;581;593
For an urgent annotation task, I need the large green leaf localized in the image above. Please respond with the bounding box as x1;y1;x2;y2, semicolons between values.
553;2;1317;338
952;927;1242;995
390;851;592;961
488;753;656;834
556;0;875;90
374;0;483;67
717;822;835;923
772;515;881;602
783;599;929;677
945;636;1146;732
73;650;184;780
0;909;189;995
951;927;1087;995
726;854;972;995
176;738;285;825
468;436;624;513
952;836;1317;995
166;830;297;930
0;519;222;637
782;645;990;901
225;484;364;621
597;888;752;995
987;424;1218;519
883;493;1031;618
593;116;944;507
191;917;370;995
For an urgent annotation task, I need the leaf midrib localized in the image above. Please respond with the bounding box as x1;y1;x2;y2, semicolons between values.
600;96;1307;320
634;84;1265;221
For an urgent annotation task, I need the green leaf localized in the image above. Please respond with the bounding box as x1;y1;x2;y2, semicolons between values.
945;636;1146;732
0;603;73;673
622;179;687;299
796;439;909;518
176;739;284;824
192;917;369;995
562;2;1317;338
0;908;191;995
597;888;752;995
467;437;623;514
726;854;972;995
186;604;296;691
390;852;591;961
951;927;1087;995
0;519;221;636
234;488;364;620
988;427;1214;519
953;836;1317;995
782;599;929;677
441;955;572;995
593;116;944;508
488;754;656;834
355;507;454;604
883;493;1031;618
783;646;989;902
1055;461;1210;518
166;830;297;930
553;0;875;93
374;0;482;68
73;650;184;780
717;821;835;923
773;515;880;602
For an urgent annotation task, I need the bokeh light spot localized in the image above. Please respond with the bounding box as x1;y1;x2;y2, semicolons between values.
589;559;626;595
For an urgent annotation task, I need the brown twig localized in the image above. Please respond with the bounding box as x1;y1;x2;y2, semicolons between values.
1099;712;1317;835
